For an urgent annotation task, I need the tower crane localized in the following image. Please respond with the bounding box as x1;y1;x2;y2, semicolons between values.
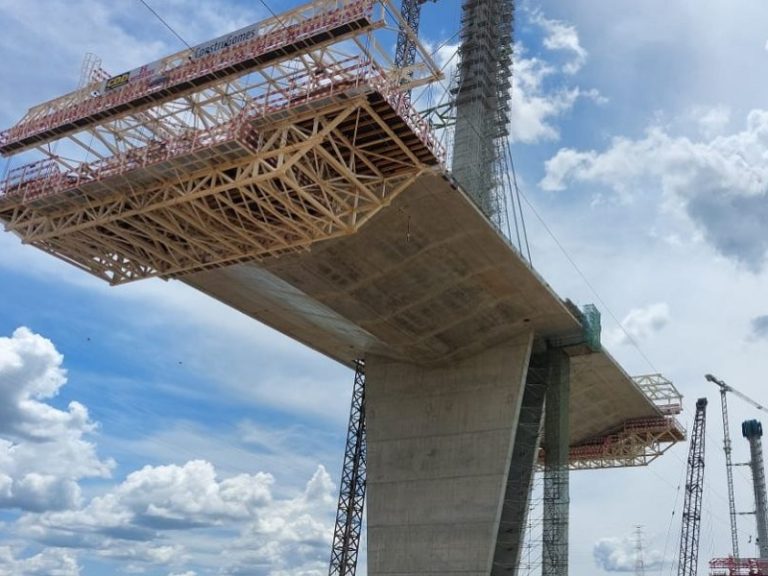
706;374;768;416
706;373;744;560
706;373;768;561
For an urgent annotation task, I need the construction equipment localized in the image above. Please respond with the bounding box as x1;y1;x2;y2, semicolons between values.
329;360;367;576
706;373;743;559
706;374;768;416
394;0;436;97
678;397;708;576
742;420;768;559
706;373;768;560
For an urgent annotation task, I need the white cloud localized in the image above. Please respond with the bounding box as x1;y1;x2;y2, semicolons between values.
605;303;670;347
530;12;588;74
219;466;336;576
421;10;598;147
19;460;336;574
693;104;731;139
507;9;602;144
0;546;79;576
541;109;768;270
26;459;274;545
0;328;113;512
508;47;579;143
593;535;663;572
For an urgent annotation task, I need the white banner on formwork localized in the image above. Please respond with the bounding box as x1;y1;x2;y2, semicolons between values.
192;23;261;59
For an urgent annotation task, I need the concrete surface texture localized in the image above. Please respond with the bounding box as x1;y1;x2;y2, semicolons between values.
185;170;659;445
364;333;533;576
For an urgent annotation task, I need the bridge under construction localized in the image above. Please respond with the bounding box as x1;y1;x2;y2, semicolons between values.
0;1;684;574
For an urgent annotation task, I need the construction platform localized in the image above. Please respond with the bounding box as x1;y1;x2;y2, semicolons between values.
0;1;684;572
0;0;681;469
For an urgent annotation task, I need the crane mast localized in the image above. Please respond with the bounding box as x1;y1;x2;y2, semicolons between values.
706;372;768;560
706;373;742;559
678;398;708;576
394;0;434;98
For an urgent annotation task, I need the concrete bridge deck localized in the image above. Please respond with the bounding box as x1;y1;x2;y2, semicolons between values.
184;170;659;445
0;17;676;567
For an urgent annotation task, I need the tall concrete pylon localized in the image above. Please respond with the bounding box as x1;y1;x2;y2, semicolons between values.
743;420;768;559
365;335;572;576
452;0;514;222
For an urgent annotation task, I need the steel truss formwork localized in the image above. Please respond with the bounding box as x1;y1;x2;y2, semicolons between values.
561;374;685;470
0;0;443;285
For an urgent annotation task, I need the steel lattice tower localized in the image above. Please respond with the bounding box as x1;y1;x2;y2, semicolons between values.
678;398;708;576
452;0;514;221
394;0;434;98
329;361;367;576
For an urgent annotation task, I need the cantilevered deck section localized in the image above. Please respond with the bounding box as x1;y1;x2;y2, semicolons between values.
0;0;680;473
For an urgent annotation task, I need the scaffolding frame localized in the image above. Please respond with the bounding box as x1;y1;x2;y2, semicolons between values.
0;0;444;285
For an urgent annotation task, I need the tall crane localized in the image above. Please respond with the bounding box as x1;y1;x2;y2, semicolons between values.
394;0;437;100
678;398;708;576
706;373;768;561
706;373;743;560
329;361;367;576
706;374;768;416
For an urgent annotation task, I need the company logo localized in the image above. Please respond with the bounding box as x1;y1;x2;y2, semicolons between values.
104;72;130;91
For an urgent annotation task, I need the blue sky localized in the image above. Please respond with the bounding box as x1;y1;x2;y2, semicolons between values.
2;0;768;575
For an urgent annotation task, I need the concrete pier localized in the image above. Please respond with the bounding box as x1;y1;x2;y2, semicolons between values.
366;333;533;575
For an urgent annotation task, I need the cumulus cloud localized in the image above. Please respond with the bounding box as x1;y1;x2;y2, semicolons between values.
20;462;336;574
530;11;588;74
605;303;670;347
0;546;79;576
219;466;336;576
508;47;580;143
593;536;663;572
0;328;113;512
541;110;768;270
24;459;274;547
694;104;731;139
0;326;338;574
508;10;601;144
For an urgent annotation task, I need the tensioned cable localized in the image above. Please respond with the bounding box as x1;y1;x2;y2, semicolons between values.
407;7;662;375
513;181;661;374
137;0;191;49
